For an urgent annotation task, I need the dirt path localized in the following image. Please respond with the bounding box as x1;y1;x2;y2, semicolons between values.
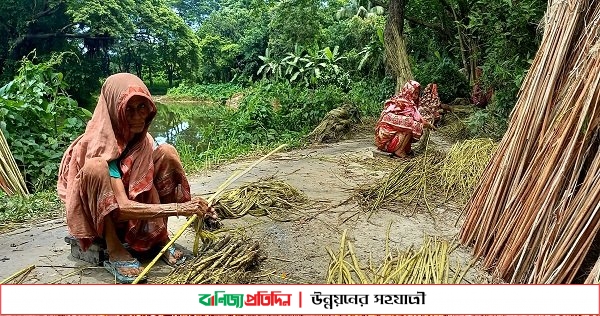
0;132;491;284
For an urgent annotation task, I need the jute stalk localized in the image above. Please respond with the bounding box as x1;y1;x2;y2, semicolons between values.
132;144;287;284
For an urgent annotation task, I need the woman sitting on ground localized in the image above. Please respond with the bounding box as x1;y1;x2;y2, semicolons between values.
375;80;435;158
57;73;216;283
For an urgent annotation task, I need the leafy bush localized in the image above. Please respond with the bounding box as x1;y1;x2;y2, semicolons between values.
347;78;395;116
258;45;352;90
0;53;90;191
167;82;245;103
0;190;63;227
413;54;470;103
466;109;508;141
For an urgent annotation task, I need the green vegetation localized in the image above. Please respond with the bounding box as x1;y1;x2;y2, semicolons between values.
0;190;63;229
167;83;245;102
0;54;90;191
0;0;546;225
156;78;392;172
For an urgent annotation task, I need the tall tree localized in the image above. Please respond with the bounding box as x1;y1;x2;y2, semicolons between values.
268;0;324;57
384;0;413;92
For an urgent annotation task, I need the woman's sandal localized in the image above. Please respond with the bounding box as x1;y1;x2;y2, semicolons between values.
103;258;146;284
161;245;186;267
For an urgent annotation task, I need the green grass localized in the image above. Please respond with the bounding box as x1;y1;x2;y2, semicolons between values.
0;191;63;231
176;132;306;174
166;82;245;102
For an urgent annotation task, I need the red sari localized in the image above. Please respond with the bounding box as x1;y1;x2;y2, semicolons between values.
419;83;442;124
375;81;424;153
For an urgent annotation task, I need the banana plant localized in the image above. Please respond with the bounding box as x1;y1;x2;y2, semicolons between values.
320;46;346;75
358;27;385;75
257;48;283;80
281;44;310;83
335;0;384;20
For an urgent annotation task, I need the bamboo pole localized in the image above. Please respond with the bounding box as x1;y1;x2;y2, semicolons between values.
133;144;287;284
1;265;35;284
0;128;29;196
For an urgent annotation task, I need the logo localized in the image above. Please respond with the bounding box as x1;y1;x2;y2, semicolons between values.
199;291;293;308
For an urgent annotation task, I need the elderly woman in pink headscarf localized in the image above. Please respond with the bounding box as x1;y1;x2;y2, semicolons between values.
58;73;217;283
375;80;436;157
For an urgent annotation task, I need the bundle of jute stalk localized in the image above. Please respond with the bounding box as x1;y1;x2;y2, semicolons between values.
354;147;445;215
326;229;469;284
307;104;360;144
460;0;600;283
440;139;497;202
214;178;309;221
157;235;261;284
0;128;29;196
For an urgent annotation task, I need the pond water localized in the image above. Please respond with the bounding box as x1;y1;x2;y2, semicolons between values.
148;102;220;148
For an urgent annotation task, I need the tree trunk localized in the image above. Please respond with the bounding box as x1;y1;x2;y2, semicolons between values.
135;60;143;80
384;0;413;93
167;65;174;87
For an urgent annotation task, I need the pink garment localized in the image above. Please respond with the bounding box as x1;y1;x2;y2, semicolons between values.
375;80;425;153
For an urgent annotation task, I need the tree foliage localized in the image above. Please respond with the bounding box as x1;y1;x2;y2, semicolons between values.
0;0;549;186
0;53;90;190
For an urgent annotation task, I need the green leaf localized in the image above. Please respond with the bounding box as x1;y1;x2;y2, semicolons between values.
290;72;300;82
323;47;333;61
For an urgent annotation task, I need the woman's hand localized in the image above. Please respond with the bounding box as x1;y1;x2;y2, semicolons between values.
424;121;437;131
179;197;218;219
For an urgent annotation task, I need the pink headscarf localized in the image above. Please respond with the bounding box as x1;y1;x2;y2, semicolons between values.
57;73;158;203
383;80;422;120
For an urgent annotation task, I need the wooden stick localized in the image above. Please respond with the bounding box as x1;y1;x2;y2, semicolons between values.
133;144;287;284
48;267;88;284
0;265;35;284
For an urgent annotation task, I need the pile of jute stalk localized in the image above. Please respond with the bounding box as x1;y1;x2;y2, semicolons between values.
440;139;496;202
214;178;309;221
307;104;360;143
133;145;287;284
326;229;470;284
157;235;261;284
0;128;29;196
355;138;495;214
355;146;445;215
460;0;600;284
436;111;471;143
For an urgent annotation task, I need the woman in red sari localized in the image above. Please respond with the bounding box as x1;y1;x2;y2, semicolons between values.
375;80;435;157
57;73;216;283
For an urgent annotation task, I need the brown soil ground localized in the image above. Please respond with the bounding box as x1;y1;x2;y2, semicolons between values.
0;128;493;284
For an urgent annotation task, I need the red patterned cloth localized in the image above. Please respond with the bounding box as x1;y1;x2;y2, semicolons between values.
375;80;424;153
419;83;442;124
